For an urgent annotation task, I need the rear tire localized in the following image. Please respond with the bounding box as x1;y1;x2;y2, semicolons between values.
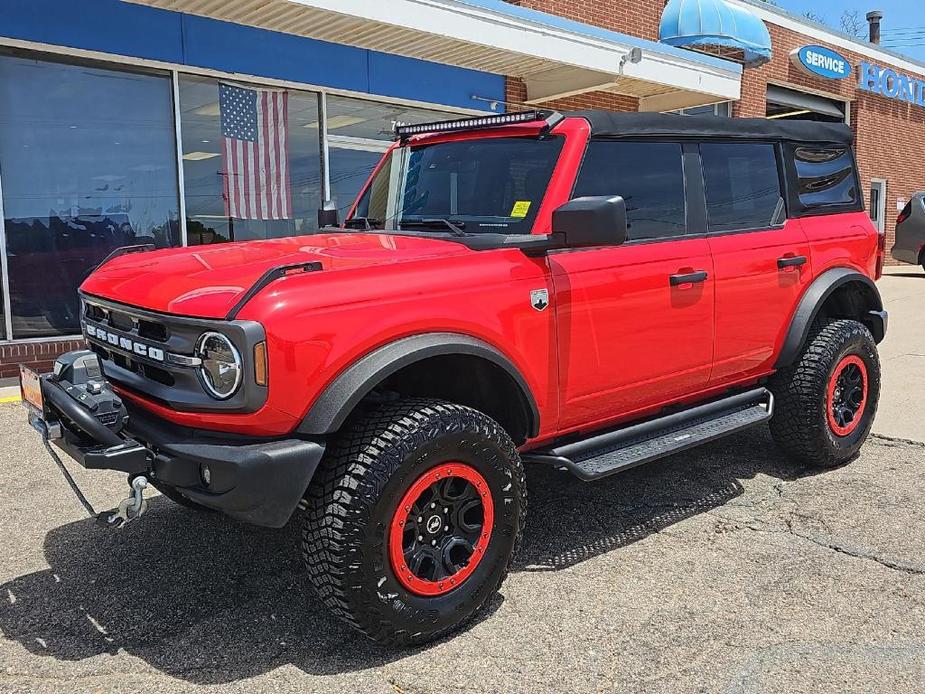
301;398;526;646
769;319;880;468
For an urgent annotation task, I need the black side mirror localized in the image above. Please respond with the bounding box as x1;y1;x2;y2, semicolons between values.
552;196;627;249
318;201;339;228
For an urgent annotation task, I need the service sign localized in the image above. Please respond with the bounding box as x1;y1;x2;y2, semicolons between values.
790;45;851;80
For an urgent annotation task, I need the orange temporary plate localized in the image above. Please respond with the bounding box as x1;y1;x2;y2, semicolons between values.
19;365;43;412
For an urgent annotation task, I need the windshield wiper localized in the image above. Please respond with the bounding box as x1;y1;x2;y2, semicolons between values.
400;218;468;237
343;216;380;230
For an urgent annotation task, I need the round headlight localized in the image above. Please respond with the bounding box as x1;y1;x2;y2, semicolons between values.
196;332;242;400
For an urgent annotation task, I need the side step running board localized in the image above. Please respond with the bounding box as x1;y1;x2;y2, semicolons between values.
523;388;774;482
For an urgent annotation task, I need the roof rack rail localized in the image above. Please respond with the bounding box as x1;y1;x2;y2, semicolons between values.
394;110;564;141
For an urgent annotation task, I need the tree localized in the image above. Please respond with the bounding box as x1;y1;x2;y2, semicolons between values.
801;9;866;39
839;10;865;38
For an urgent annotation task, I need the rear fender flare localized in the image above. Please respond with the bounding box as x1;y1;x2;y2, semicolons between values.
297;333;540;437
776;268;884;369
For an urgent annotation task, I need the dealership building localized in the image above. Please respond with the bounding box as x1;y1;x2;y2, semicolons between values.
0;0;922;377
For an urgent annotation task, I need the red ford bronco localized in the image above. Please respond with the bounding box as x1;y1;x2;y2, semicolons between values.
21;110;888;646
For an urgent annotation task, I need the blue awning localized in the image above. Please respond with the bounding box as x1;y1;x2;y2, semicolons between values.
659;0;772;68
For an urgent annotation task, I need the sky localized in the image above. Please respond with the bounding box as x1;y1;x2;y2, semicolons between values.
769;0;925;62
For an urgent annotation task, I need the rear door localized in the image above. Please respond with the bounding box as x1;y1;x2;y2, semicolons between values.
699;141;812;384
550;139;714;432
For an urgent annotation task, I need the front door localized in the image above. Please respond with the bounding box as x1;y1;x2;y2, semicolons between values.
551;139;714;432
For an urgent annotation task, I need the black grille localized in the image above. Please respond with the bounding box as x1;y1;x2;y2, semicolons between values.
138;320;168;342
109;310;135;332
80;293;266;413
85;304;107;322
85;301;169;342
141;363;175;386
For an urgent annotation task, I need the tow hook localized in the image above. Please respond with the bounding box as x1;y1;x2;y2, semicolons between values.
96;476;150;529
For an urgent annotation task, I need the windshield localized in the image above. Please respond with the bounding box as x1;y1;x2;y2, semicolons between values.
350;135;564;235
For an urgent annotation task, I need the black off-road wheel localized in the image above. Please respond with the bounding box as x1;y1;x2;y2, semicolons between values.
769;319;880;468
301;398;527;646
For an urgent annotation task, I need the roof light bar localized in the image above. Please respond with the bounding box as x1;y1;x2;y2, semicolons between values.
394;110;562;140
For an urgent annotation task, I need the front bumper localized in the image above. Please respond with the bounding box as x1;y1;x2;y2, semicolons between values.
127;404;326;527
39;399;325;528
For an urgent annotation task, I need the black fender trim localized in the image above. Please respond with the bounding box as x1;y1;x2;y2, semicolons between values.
776;268;885;369
297;333;540;438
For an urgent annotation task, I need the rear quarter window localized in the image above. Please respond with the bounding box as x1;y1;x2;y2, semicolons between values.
787;143;861;213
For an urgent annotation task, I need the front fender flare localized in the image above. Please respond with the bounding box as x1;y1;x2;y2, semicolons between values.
775;268;884;369
297;333;540;437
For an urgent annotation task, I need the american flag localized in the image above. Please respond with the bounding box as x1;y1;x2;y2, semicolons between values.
219;83;291;220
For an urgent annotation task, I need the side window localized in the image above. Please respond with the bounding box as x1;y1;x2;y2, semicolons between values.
700;142;784;233
789;144;859;210
573;140;686;241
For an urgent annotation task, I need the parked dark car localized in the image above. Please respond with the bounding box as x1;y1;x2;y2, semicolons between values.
891;192;925;269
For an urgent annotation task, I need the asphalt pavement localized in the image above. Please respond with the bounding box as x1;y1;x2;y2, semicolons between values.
0;272;923;693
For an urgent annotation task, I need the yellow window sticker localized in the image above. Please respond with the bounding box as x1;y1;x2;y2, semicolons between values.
510;200;532;218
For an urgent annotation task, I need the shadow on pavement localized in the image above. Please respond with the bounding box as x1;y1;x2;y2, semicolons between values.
0;427;825;683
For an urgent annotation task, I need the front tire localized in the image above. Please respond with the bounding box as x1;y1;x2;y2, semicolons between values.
769;319;880;467
301;398;526;646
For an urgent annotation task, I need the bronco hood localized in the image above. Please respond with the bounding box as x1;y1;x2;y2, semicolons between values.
80;233;471;319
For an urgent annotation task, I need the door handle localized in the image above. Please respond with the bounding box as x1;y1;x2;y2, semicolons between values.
777;255;807;269
669;270;708;286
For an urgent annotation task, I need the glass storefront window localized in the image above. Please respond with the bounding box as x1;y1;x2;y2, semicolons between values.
328;144;389;219
0;50;472;341
326;96;463;218
0;53;180;339
178;75;321;245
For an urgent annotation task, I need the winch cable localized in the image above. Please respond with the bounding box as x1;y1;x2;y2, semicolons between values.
41;432;97;518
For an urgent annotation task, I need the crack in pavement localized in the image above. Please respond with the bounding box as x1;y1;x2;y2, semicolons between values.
785;525;925;576
871;433;925;448
704;508;925;577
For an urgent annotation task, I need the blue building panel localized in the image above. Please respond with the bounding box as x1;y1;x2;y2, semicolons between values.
180;14;371;95
0;0;502;110
368;52;505;111
0;0;185;64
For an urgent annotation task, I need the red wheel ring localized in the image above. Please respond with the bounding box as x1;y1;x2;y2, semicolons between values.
826;354;868;437
388;463;494;596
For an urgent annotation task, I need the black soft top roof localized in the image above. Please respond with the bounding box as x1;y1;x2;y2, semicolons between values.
567;111;854;145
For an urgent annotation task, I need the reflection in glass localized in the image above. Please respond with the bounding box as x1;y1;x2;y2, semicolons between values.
0;53;180;338
574;141;687;240
325;95;461;141
179;75;321;245
352;137;564;235
329;147;386;219
326;96;464;218
701;142;783;232
792;145;858;209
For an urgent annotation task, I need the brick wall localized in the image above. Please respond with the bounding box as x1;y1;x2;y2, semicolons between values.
505;76;640;113
509;0;663;41
0;339;85;379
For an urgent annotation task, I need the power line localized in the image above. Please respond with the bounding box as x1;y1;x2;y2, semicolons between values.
881;26;925;34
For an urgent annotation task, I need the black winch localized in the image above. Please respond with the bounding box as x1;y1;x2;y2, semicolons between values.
24;350;152;528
